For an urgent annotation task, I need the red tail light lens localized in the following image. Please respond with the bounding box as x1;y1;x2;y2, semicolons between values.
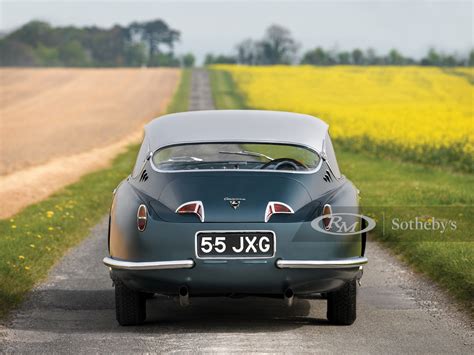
265;202;294;222
322;204;332;230
175;201;205;222
137;204;148;232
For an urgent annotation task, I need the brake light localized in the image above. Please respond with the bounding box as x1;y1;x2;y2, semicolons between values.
265;202;294;222
175;201;205;222
137;204;148;232
322;204;332;230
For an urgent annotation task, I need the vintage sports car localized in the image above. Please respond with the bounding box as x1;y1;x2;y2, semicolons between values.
104;110;367;326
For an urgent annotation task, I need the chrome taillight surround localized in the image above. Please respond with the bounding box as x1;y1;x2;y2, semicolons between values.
264;201;294;223
175;201;205;222
137;204;148;232
322;203;332;230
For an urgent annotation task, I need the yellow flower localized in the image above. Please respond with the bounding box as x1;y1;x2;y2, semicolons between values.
37;234;42;239
215;65;473;169
46;211;54;218
18;255;25;260
48;227;54;231
30;244;35;248
11;225;17;229
24;266;30;271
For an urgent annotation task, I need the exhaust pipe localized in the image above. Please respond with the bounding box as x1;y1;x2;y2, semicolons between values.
284;288;294;307
179;286;189;307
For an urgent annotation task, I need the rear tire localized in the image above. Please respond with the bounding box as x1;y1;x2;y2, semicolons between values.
327;279;357;325
115;281;146;326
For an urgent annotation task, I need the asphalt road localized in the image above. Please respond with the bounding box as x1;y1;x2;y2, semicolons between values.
1;69;472;353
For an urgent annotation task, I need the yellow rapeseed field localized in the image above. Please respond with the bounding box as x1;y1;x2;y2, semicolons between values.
214;65;473;171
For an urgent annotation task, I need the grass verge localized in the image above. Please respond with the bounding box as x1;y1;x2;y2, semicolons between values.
209;68;474;315
0;68;191;320
209;69;247;109
167;68;191;113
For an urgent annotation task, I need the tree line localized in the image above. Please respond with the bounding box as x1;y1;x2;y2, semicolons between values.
205;25;474;67
0;20;195;67
1;20;472;67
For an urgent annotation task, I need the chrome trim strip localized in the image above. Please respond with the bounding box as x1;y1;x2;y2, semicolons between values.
103;257;195;270
194;230;276;260
276;257;368;269
148;141;323;175
150;156;323;175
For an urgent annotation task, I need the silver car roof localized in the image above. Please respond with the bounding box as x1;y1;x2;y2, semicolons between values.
144;110;329;153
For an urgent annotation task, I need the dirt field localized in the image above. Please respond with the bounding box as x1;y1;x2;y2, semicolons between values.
0;68;180;218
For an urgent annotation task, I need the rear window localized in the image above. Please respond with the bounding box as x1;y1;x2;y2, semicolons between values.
152;143;320;172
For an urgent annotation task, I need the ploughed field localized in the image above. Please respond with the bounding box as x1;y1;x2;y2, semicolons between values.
214;65;473;172
0;68;180;175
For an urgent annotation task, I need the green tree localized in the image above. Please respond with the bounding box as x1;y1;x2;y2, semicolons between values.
337;51;351;64
130;19;180;64
58;40;90;66
124;43;146;67
259;24;298;64
301;47;330;65
351;49;364;65
421;48;441;66
181;53;195;67
35;44;60;66
9;21;54;47
148;52;180;67
204;53;237;65
387;49;404;65
0;40;38;66
236;39;258;65
468;50;474;66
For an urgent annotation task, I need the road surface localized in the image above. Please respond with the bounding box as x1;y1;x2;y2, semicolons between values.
1;69;471;353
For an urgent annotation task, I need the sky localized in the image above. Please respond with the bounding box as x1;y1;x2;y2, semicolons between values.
1;0;472;63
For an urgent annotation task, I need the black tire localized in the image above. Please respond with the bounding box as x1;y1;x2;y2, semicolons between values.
115;281;146;326
327;279;357;325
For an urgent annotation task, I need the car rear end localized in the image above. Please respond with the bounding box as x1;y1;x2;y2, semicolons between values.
106;170;365;297
105;137;367;325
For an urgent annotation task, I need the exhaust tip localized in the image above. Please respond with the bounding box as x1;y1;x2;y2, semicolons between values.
179;286;189;307
284;288;294;307
179;286;188;296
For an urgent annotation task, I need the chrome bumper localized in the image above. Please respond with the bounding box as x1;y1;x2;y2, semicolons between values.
276;256;368;269
103;257;195;271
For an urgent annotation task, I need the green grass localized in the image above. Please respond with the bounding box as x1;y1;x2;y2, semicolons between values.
0;69;191;320
210;68;474;315
339;150;473;313
209;69;247;109
167;68;191;113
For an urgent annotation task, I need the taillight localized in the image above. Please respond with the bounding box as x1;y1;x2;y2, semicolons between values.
322;204;332;230
137;204;148;232
175;201;205;222
265;202;294;222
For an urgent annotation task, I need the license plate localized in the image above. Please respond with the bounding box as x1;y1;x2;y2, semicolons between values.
196;231;275;258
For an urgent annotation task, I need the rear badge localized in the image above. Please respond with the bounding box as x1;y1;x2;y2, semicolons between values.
229;200;240;209
224;197;246;210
